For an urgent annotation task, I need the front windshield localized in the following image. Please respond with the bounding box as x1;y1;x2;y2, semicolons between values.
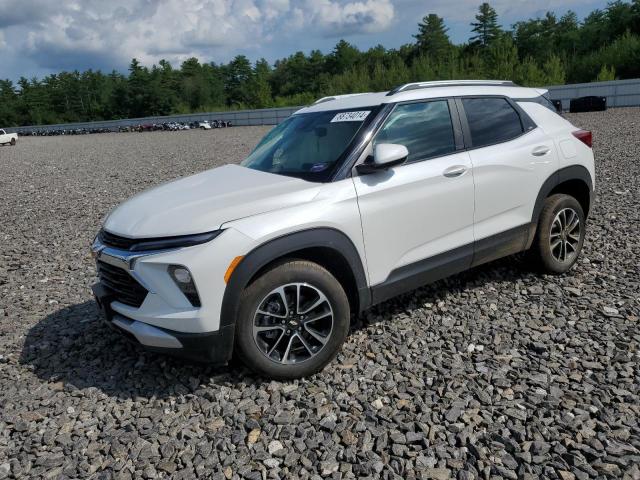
241;108;373;181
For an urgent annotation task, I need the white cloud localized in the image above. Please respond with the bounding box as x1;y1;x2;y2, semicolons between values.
0;0;396;73
302;0;395;36
401;0;599;23
0;0;608;79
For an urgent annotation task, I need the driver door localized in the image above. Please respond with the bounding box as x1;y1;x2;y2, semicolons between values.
352;99;475;301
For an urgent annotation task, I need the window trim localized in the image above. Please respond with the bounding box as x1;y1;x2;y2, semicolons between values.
257;104;384;183
334;94;539;181
332;103;394;181
455;95;537;150
344;97;464;178
372;98;463;165
514;95;561;114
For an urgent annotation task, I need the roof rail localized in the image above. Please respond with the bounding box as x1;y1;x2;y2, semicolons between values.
386;80;517;96
313;92;372;105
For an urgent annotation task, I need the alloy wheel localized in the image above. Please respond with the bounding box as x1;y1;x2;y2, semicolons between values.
252;283;334;365
550;207;581;263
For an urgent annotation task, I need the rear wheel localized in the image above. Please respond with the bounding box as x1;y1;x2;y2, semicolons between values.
235;260;350;379
10;138;16;146
528;194;585;273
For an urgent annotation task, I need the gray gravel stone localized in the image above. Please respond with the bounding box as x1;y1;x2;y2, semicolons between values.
0;110;639;479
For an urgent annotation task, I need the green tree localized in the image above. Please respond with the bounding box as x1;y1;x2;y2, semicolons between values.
543;55;566;85
0;80;19;126
470;3;502;48
327;40;361;75
513;12;558;61
596;65;616;81
127;59;152;117
179;57;208;111
270;52;312;97
486;35;518;79
2;1;639;128
248;59;273;108
514;57;546;86
224;55;253;107
555;11;580;55
414;14;452;59
105;71;129;119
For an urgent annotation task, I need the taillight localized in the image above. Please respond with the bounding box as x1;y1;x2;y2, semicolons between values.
572;129;592;148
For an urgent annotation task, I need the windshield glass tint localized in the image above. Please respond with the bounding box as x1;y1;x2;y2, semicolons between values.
241;109;371;181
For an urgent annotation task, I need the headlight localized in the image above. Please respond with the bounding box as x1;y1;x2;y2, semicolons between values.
168;265;201;307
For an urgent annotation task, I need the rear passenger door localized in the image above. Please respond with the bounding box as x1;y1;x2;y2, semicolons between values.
458;97;558;262
353;99;475;289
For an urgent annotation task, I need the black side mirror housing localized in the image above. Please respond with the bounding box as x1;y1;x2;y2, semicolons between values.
356;154;406;175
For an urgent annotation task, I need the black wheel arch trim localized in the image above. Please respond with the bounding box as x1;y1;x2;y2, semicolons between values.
220;228;370;329
531;165;594;227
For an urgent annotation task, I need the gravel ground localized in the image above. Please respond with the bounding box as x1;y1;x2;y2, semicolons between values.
0;110;638;480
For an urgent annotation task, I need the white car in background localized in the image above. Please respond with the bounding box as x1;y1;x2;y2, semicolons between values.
92;80;595;379
0;129;17;146
198;121;212;130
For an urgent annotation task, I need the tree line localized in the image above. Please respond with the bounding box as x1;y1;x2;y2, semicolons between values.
1;0;639;127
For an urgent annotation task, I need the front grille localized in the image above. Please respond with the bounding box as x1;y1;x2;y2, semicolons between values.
97;261;148;308
99;230;138;250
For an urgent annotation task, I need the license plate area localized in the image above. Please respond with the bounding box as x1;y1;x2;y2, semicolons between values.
91;283;115;323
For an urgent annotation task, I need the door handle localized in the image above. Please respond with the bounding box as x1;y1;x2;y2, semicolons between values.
443;165;467;178
531;146;551;156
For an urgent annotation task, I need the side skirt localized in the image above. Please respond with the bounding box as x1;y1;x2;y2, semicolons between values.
370;243;473;305
471;223;535;267
369;224;533;306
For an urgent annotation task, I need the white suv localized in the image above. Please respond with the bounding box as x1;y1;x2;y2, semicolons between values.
92;80;595;379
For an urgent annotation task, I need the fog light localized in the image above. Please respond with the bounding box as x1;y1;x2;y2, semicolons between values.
172;267;192;284
168;265;201;307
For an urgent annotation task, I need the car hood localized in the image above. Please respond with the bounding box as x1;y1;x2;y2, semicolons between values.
104;164;321;237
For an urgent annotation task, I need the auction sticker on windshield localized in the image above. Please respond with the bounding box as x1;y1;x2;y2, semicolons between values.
331;111;370;122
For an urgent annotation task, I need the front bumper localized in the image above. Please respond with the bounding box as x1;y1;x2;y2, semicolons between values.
93;283;234;364
90;228;255;363
90;228;254;334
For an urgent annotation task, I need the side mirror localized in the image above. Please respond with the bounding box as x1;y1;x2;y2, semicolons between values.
356;143;408;174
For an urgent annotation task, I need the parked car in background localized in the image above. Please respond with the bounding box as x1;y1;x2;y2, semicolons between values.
92;80;595;379
0;129;18;146
199;120;212;130
570;96;607;113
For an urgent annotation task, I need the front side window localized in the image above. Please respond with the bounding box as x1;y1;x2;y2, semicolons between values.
242;108;372;181
462;98;524;148
374;100;456;163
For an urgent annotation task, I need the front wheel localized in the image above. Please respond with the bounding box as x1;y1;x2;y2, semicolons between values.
10;138;16;146
235;260;350;379
528;194;586;274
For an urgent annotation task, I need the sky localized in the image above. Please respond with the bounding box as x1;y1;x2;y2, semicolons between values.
0;0;610;82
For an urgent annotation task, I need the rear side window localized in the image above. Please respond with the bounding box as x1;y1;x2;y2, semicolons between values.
374;100;456;163
462;98;524;148
517;95;559;113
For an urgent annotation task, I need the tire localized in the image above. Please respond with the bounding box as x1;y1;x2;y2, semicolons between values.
528;194;585;274
10;138;16;146
235;260;350;379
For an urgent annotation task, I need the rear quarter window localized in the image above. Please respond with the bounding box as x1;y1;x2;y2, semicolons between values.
517;95;559;113
462;98;524;148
